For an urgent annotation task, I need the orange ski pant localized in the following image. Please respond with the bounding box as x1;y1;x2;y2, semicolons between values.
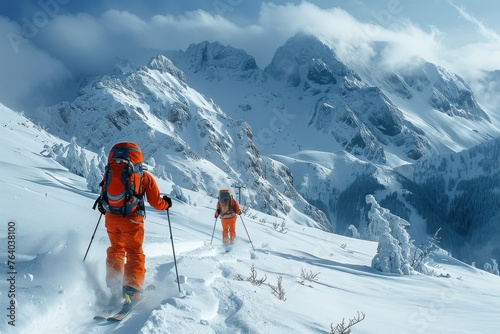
105;215;145;292
221;217;237;244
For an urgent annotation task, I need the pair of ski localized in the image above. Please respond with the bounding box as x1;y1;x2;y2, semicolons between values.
94;284;154;322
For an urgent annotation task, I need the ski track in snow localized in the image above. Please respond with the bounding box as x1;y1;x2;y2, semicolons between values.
7;228;499;334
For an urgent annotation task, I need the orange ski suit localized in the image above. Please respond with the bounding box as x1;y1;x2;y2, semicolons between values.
215;199;241;245
105;171;169;292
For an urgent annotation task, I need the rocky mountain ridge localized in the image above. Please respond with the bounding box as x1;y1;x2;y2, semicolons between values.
27;54;329;229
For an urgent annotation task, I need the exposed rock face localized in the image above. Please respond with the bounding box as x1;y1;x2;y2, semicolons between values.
30;54;330;229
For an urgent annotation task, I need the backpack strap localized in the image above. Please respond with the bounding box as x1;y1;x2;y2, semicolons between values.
100;157;145;217
121;160;145;217
218;198;236;219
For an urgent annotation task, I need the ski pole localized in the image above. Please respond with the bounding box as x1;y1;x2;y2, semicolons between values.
210;217;218;245
238;215;255;251
167;209;181;293
83;213;102;262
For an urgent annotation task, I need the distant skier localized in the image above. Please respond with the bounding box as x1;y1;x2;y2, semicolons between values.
214;189;241;245
96;142;172;307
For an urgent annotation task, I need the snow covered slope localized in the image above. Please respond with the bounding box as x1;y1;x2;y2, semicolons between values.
1;103;500;334
24;55;329;230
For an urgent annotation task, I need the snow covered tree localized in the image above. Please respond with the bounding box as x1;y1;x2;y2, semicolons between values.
386;212;412;262
78;149;90;177
65;137;79;170
410;228;441;275
86;157;103;193
372;232;411;275
366;195;413;275
365;195;391;241
493;259;499;275
155;164;172;181
40;144;56;158
348;224;360;239
97;147;107;172
484;259;499;275
53;143;65;156
146;156;156;171
40;143;70;167
64;137;89;177
171;184;188;203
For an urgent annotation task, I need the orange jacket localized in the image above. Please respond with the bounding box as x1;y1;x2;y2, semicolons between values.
106;171;169;222
215;199;241;220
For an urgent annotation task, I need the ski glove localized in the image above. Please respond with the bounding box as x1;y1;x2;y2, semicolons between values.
98;201;107;215
162;195;172;209
92;195;107;215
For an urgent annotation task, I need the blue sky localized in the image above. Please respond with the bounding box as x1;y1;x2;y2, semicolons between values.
1;0;500;110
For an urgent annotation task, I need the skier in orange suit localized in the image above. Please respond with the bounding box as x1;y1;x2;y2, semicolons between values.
214;189;241;245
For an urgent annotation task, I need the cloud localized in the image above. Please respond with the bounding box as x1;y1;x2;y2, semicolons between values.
99;9;260;55
2;1;500;111
444;2;500;79
256;3;370;64
253;2;445;72
450;2;500;43
36;13;114;73
252;1;500;86
101;9;148;36
0;17;70;110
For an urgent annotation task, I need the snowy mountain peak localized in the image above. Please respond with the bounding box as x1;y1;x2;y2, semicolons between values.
307;58;337;85
146;55;187;84
168;32;499;169
265;32;352;86
379;58;490;122
171;41;262;82
429;64;489;121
